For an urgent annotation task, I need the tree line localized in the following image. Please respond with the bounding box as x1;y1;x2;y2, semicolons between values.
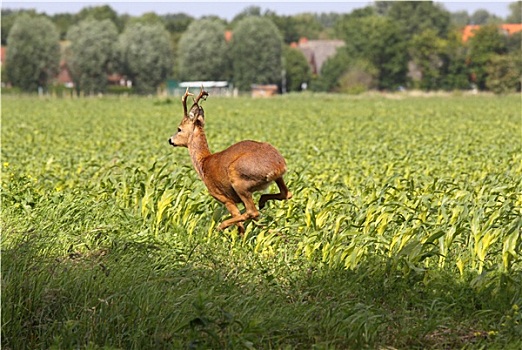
2;1;521;94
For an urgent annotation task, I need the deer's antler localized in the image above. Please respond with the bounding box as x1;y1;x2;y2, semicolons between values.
182;87;194;118
193;86;209;105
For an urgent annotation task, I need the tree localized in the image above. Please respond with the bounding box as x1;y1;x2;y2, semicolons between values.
335;13;408;90
126;12;163;26
311;48;349;92
283;46;311;92
161;13;195;78
230;17;283;91
440;29;470;90
66;18;118;94
52;13;76;40
470;9;502;25
75;5;123;31
6;14;60;92
506;31;522;53
409;29;447;90
386;1;451;39
118;23;173;94
1;9;21;45
450;11;470;27
291;13;323;40
507;1;522;23
467;24;507;90
162;13;193;34
486;53;522;93
374;1;393;16
314;12;342;29
177;19;230;81
231;5;263;24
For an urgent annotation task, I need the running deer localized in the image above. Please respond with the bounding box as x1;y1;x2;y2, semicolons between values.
168;87;292;234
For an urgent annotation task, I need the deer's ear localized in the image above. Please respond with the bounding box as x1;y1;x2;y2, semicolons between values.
188;105;199;122
195;113;205;127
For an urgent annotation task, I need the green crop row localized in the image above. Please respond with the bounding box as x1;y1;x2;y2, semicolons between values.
2;94;521;280
2;94;521;349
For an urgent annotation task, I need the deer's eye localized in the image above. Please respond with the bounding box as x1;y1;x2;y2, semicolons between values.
177;127;182;133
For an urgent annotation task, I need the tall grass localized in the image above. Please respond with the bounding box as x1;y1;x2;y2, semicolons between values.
2;94;521;349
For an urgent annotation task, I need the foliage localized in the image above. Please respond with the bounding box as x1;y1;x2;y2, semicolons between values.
177;19;231;81
118;23;173;94
506;31;522;54
1;9;22;45
230;16;283;91
386;1;451;39
2;95;521;349
310;48;348;92
75;5;124;31
282;46;311;92
409;29;447;90
162;13;194;33
337;59;378;94
440;29;470;90
467;24;507;89
231;5;263;23
288;13;324;41
450;10;470;27
2;3;520;94
334;13;408;90
52;12;76;40
126;12;164;26
5;14;60;92
66;19;119;94
486;53;522;93
470;9;503;25
507;1;522;23
264;12;301;44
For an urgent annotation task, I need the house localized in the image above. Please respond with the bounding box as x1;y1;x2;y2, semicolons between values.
251;84;278;97
225;30;233;42
168;80;233;96
1;46;5;67
1;43;131;90
291;37;345;75
462;23;522;42
56;60;74;88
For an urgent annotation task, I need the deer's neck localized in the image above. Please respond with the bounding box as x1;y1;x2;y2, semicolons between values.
188;127;211;180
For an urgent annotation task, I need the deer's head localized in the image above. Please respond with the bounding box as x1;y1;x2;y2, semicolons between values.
169;87;208;147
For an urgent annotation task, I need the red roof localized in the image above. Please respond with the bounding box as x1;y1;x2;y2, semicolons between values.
462;24;522;42
224;30;232;42
1;46;6;64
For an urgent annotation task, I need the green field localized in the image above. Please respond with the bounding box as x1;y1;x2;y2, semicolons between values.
2;94;521;349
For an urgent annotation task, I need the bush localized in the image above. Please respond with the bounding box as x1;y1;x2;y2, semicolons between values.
338;60;377;94
486;53;522;94
107;85;134;95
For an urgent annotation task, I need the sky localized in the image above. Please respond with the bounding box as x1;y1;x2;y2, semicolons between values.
1;1;515;20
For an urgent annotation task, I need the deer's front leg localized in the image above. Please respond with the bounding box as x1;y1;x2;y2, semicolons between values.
218;200;245;234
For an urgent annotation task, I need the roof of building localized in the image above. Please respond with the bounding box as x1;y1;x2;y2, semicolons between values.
462;23;522;42
293;38;345;75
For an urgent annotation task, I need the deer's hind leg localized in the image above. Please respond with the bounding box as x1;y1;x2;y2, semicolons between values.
217;200;245;234
259;177;293;209
218;178;264;232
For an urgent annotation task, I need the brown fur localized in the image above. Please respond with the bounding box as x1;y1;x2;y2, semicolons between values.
169;89;292;234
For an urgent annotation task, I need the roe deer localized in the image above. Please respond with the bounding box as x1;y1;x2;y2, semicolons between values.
168;87;292;234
